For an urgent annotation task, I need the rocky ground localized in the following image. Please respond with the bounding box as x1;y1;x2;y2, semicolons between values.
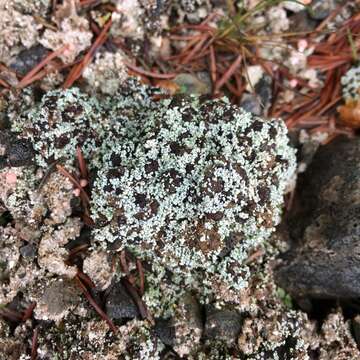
1;0;360;359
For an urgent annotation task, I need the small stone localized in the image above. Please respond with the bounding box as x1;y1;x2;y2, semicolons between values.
34;279;81;322
19;243;36;258
105;281;140;320
9;45;49;76
204;306;243;345
240;93;262;116
308;0;335;21
173;73;211;95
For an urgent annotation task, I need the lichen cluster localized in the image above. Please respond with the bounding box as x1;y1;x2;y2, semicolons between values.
2;79;299;357
11;80;296;309
341;65;360;101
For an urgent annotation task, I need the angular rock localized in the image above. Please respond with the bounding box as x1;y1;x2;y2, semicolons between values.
275;136;360;299
204;306;243;345
105;281;140;320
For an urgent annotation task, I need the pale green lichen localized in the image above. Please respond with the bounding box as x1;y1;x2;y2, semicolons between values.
11;79;296;314
341;64;360;101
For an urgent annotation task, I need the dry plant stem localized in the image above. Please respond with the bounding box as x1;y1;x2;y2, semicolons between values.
63;19;112;88
75;276;118;333
18;45;69;88
31;327;39;360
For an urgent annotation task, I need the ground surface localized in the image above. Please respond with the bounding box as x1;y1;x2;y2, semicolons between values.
1;0;360;359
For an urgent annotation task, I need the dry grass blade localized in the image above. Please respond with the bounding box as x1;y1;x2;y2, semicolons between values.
209;45;217;86
75;276;117;333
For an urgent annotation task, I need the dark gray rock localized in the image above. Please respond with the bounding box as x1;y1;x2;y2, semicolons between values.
9;45;49;76
240;75;273;116
240;94;262;116
154;318;175;346
275;136;360;299
105;281;140;320
308;0;335;21
6;139;34;167
204;306;243;345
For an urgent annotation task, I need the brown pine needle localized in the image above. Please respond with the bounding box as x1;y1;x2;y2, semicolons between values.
75;276;117;333
77;270;96;288
31;327;39;360
56;164;90;204
214;54;242;93
63;19;112;88
18;45;69;88
209;45;217;88
121;278;154;325
124;61;177;79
